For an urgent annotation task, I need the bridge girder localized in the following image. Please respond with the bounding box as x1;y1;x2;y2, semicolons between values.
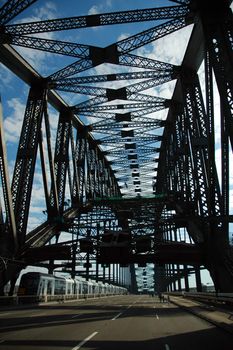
0;0;232;293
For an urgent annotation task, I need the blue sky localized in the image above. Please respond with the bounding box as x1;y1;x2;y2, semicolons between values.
1;0;232;287
0;0;194;231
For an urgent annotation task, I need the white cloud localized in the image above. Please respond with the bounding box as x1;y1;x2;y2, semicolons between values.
13;1;58;24
88;5;99;16
27;214;44;231
28;169;47;231
34;1;57;19
138;24;194;65
88;1;113;15
3;97;26;143
117;32;131;42
151;80;177;99
15;46;51;75
0;64;14;86
12;2;58;73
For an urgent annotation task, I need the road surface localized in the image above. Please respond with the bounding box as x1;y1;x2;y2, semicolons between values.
0;294;232;349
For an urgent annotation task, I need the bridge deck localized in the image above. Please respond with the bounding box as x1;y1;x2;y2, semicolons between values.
0;294;232;349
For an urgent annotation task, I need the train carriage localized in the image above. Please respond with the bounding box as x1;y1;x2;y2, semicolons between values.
17;272;128;298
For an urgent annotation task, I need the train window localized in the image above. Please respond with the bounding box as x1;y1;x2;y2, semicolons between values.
38;281;43;295
54;279;66;295
67;282;72;294
47;281;52;295
18;275;40;295
83;282;88;294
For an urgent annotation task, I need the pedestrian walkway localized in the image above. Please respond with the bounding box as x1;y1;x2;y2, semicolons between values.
170;295;233;335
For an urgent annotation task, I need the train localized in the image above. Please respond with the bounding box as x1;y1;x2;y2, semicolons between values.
17;272;128;298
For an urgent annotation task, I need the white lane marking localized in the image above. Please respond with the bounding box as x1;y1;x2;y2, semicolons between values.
71;331;98;350
30;312;47;317
0;312;10;316
111;312;123;320
165;344;170;350
153;306;159;319
111;303;132;320
71;314;81;319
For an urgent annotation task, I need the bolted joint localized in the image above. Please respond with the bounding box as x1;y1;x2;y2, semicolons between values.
115;113;131;122
85;14;101;27
102;151;110;156
189;0;231;13
106;87;127;101
0;28;13;44
169;100;184;115
89;44;119;66
172;65;181;79
77;124;92;137
164;99;171;109
89;139;101;149
31;77;50;91
189;0;232;24
179;65;197;85
24;80;49;102
59;107;74;122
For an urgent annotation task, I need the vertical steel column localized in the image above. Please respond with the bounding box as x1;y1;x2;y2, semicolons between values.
116;263;119;284
184;265;190;292
42;104;59;218
95;153;104;198
168;264;174;291
205;51;218;219
102;265;106;283
202;1;233;148
95;223;100;282
11;84;47;243
71;243;77;279
195;265;202;292
70;127;79;208
85;140;92;201
76;139;85;205
177;265;182;291
181;71;212;218
53;108;72;215
108;264;111;282
112;263;115;284
172;264;177;291
85;229;90;281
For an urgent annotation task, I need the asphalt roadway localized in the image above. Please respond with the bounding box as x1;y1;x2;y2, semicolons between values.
0;294;232;350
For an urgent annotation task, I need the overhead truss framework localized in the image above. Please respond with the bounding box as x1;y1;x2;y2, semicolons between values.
0;0;233;293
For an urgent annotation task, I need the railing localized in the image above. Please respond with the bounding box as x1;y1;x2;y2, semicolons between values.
167;291;233;308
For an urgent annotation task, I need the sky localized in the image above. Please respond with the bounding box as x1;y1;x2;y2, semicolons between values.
0;0;232;289
0;0;195;230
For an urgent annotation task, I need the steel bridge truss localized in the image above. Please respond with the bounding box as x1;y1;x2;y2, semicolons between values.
0;0;233;294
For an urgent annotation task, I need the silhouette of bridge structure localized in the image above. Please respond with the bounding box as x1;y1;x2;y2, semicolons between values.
0;0;233;294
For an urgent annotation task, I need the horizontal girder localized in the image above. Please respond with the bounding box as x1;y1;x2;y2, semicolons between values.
0;0;37;25
3;5;190;34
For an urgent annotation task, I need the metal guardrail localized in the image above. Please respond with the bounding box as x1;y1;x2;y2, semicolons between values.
167;291;233;308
